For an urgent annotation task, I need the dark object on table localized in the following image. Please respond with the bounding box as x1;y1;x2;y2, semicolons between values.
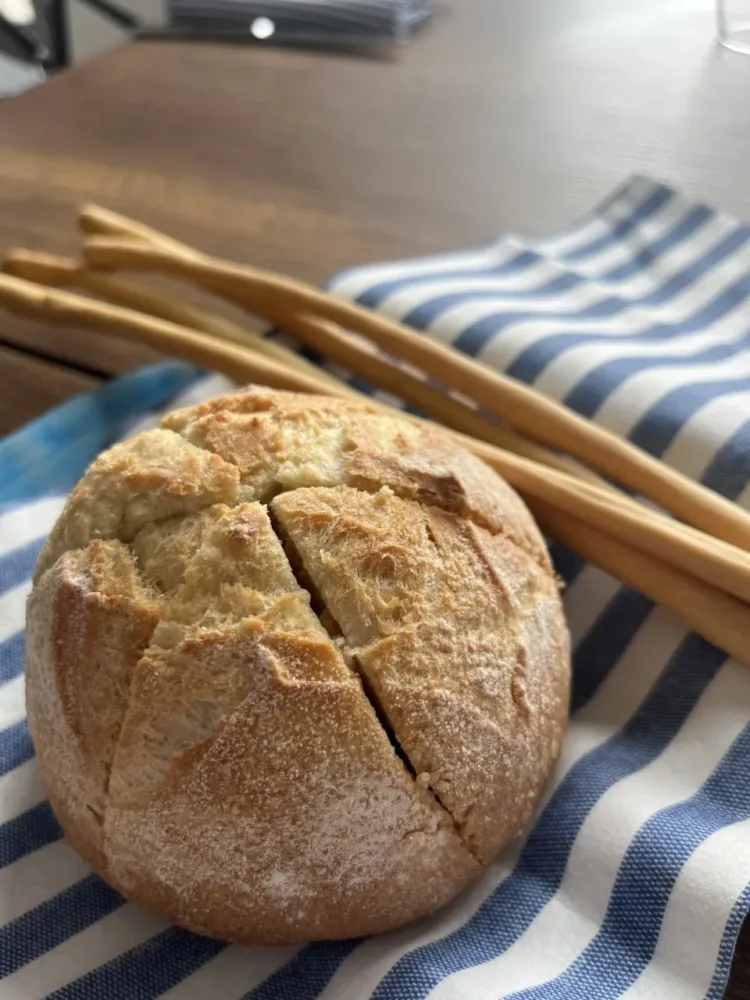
0;0;140;70
163;0;433;46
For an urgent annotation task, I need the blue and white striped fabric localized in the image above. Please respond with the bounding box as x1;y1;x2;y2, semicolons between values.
1;173;749;999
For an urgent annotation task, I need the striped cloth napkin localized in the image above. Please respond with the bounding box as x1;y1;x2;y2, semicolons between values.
1;174;749;1000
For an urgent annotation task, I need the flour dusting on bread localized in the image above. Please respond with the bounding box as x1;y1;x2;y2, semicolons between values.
25;387;570;944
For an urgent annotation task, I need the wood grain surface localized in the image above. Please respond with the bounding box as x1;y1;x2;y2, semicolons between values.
0;0;748;993
0;344;96;436
3;0;750;360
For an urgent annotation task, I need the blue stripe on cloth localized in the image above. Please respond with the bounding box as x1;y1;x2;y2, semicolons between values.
401;272;583;332
0;539;43;594
549;544;585;585
570;591;655;713
402;203;715;334
507;270;750;388
707;881;750;1000
348;374;381;396
0;875;125;977
348;178;673;310
0;362;200;502
370;636;725;999
564;434;747;717
629;376;750;458
46;928;226;1000
607;220;750;292
0;801;62;869
0;632;25;685
0;720;33;778
563;339;750;419
597;203;714;279
701;420;750;499
561;185;674;262
506;724;750;1000
353;250;540;309
244;941;360;1000
537;175;673;252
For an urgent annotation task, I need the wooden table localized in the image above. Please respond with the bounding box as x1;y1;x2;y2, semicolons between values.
4;0;750;431
0;0;748;994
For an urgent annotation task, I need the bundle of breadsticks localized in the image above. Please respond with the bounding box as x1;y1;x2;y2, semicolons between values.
0;205;748;667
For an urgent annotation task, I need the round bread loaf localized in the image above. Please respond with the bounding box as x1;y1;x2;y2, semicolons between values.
25;387;570;944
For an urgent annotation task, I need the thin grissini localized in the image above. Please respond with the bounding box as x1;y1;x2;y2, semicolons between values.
82;234;750;551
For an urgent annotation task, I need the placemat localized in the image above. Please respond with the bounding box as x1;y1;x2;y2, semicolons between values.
0;174;748;1000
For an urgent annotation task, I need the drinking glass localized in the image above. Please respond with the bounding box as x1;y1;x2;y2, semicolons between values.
718;0;750;54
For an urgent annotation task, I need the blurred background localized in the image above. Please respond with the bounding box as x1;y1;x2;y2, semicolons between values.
0;0;154;93
0;0;432;94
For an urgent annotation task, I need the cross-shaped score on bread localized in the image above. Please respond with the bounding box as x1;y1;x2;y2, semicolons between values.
25;387;570;943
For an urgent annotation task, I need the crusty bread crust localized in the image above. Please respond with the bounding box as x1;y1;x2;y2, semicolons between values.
25;387;570;944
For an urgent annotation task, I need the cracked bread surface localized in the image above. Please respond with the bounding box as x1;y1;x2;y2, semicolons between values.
25;386;570;944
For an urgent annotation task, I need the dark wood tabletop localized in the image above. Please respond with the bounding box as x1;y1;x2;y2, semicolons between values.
0;0;748;993
4;0;750;429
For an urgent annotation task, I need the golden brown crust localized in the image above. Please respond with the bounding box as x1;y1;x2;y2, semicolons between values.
26;386;570;944
105;621;478;943
272;487;569;863
25;541;161;872
163;386;549;563
34;429;239;582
